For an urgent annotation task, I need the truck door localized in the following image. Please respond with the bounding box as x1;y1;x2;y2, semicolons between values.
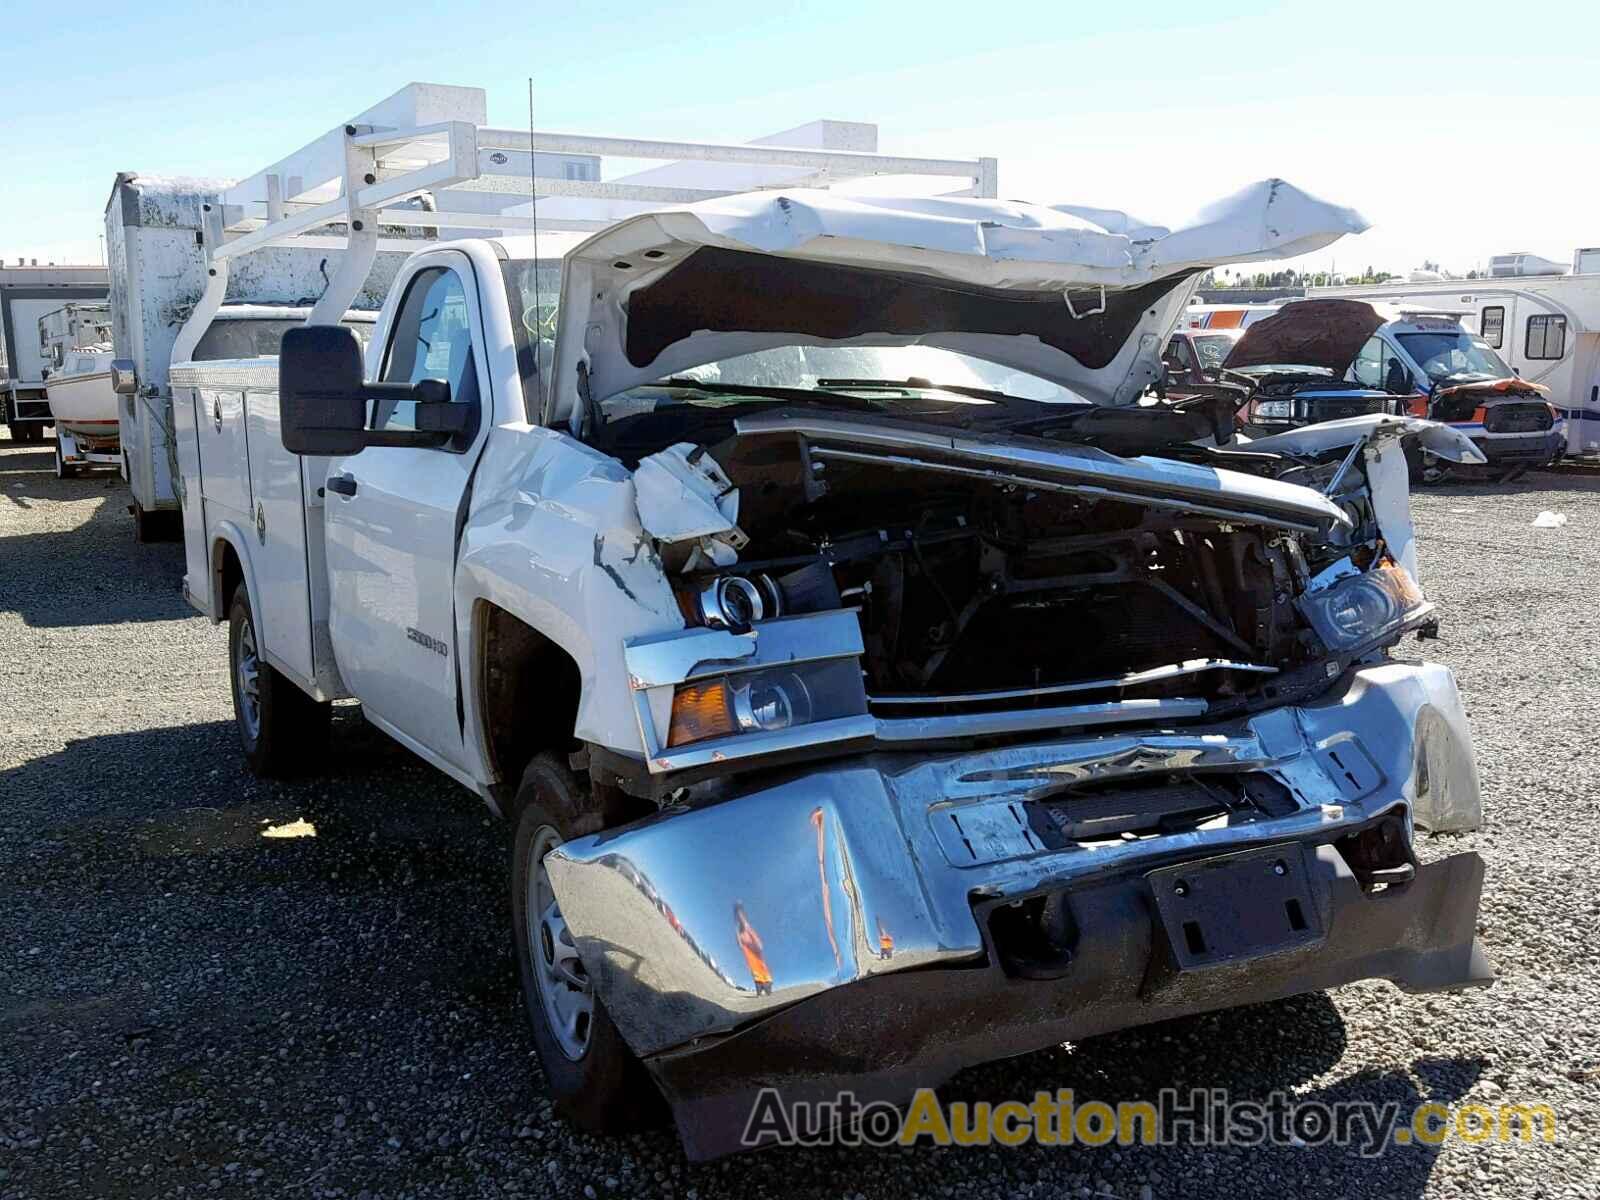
321;255;490;769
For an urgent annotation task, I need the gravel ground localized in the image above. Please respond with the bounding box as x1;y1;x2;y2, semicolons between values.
1;430;1596;1199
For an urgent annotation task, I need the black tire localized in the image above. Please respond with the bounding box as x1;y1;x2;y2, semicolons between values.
227;584;330;777
53;434;78;479
509;754;661;1134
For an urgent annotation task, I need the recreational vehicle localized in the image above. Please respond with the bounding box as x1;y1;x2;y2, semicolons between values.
1311;256;1600;457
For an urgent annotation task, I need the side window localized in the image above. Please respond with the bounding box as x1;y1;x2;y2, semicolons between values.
1164;338;1195;374
375;267;480;433
1526;314;1566;360
1480;306;1505;348
1352;336;1386;387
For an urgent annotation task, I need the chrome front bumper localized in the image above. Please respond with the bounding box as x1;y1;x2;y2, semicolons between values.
546;660;1490;1157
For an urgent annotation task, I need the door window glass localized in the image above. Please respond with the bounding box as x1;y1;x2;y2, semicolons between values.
375;267;479;433
1352;336;1387;387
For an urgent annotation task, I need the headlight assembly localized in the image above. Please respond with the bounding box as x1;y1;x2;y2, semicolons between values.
667;660;857;747
624;610;873;772
1297;562;1430;653
1252;399;1294;420
691;573;783;631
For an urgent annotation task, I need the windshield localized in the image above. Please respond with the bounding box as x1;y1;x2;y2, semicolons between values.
658;345;1078;401
1395;331;1511;383
1191;334;1238;370
501;258;563;418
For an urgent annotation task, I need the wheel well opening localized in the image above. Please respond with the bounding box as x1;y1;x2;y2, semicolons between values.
480;605;583;793
216;541;242;611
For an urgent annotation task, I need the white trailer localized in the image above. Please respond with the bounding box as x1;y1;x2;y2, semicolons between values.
1310;257;1600;457
1;265;108;443
104;173;415;539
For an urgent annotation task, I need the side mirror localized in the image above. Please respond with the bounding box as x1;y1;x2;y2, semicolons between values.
280;326;369;455
110;359;139;395
280;326;472;455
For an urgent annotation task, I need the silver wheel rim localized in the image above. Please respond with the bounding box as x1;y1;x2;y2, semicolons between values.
235;614;262;740
527;826;593;1060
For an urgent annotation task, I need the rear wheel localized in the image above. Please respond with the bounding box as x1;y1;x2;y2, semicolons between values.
227;584;330;776
510;755;660;1134
53;434;79;479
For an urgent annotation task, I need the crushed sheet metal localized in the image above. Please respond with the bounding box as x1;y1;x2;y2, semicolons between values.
632;443;747;568
544;660;1482;1059
544;181;1367;419
1243;414;1487;464
1364;441;1423;583
737;411;1354;531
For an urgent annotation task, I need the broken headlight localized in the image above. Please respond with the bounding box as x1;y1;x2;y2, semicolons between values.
696;574;782;632
1297;562;1429;654
666;660;864;747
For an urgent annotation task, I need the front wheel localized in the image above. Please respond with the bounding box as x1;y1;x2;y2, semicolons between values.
227;585;330;776
510;755;660;1134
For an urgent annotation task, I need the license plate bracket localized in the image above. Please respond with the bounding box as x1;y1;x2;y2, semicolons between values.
1148;843;1325;969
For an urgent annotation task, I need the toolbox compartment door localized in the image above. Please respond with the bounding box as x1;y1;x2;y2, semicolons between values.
243;387;314;685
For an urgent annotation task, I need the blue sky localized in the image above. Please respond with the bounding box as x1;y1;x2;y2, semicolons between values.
4;0;1597;274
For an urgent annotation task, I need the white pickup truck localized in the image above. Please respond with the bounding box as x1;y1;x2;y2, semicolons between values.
163;182;1494;1160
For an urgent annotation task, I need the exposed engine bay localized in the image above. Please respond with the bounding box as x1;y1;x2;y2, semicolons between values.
707;442;1311;700
626;409;1433;746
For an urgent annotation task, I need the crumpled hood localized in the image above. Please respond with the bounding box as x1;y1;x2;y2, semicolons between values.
1222;299;1387;374
1433;376;1550;401
547;182;1367;426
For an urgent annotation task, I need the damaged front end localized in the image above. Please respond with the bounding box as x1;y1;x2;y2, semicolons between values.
551;413;1492;1159
526;190;1489;1160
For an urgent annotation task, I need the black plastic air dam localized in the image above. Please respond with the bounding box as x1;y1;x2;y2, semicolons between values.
645;846;1490;1161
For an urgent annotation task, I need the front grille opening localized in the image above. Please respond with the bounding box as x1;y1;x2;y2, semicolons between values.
1483;403;1553;433
1029;771;1300;847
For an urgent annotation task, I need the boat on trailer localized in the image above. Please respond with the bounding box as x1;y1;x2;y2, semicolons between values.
45;345;120;477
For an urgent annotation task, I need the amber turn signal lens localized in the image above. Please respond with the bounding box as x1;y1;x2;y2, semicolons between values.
666;680;737;747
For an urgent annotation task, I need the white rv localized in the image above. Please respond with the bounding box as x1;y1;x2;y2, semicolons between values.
1311;255;1600;457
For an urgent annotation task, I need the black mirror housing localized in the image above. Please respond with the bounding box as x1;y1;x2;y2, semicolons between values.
280;325;369;455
